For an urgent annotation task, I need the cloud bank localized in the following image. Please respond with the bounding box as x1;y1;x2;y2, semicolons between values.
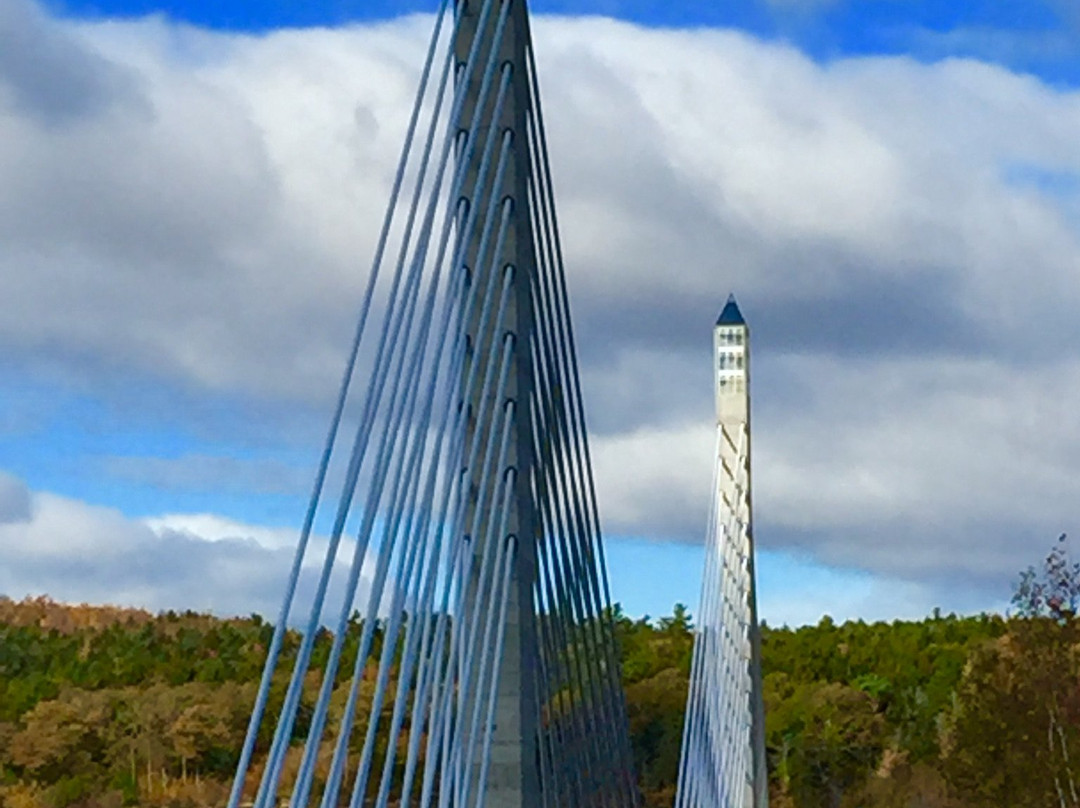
2;0;1079;614
0;469;366;620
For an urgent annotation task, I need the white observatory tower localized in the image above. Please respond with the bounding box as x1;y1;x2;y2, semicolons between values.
714;294;749;424
676;295;768;808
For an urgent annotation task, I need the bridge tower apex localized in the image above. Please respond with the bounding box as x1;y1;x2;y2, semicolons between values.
715;292;745;326
713;293;750;425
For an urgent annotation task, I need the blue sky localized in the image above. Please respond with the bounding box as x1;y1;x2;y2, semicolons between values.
1;0;1078;625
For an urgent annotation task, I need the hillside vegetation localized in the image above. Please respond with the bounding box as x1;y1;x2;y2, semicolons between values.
0;540;1077;808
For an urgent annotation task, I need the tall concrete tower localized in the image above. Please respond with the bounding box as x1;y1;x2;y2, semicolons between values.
676;295;768;808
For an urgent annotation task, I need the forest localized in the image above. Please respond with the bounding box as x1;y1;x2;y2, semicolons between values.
0;537;1077;808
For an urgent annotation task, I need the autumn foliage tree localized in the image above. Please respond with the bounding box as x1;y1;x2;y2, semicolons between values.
1;535;1078;808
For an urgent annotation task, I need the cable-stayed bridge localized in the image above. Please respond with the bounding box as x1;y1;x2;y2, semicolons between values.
224;1;766;807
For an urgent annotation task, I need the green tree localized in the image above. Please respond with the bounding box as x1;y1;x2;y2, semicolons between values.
765;676;886;808
624;667;688;808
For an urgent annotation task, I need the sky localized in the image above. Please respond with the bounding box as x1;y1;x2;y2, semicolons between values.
1;0;1079;627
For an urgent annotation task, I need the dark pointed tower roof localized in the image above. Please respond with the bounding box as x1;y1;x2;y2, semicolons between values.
716;293;745;326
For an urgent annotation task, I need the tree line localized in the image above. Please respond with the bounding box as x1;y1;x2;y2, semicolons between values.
0;537;1077;808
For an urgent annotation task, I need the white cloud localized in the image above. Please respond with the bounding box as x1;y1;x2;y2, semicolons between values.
0;471;368;619
2;2;1080;611
756;357;1080;534
144;512;304;551
753;356;1080;585
593;422;714;541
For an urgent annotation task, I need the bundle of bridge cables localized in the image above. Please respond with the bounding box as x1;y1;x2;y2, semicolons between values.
223;1;640;807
